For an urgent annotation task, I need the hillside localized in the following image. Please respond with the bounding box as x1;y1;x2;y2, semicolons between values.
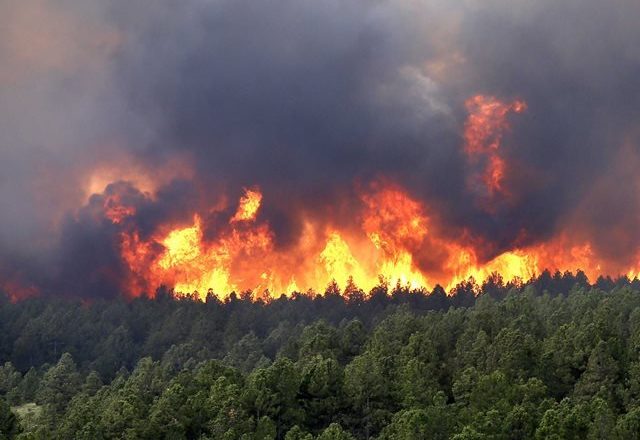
1;272;640;438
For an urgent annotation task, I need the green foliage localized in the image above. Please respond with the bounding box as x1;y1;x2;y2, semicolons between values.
1;275;640;438
37;353;81;417
285;425;313;440
0;364;22;406
245;358;303;435
255;416;277;439
317;423;355;440
378;407;450;440
0;398;20;439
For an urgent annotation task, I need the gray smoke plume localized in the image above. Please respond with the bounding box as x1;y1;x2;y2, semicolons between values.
1;0;639;297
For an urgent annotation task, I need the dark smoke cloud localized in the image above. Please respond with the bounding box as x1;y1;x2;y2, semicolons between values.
456;0;640;261
1;0;639;297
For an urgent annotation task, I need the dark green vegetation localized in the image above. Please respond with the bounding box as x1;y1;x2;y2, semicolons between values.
1;271;640;439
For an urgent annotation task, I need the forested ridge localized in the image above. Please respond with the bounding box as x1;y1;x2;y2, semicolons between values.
2;271;640;439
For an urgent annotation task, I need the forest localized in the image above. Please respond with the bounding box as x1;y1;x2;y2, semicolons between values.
1;271;640;439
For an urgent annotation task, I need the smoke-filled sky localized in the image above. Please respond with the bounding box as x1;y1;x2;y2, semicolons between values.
1;0;640;299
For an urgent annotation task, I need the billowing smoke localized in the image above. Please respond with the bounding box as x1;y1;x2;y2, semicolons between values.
1;0;639;299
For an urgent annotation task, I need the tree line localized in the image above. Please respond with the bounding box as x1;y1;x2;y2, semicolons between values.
1;270;640;438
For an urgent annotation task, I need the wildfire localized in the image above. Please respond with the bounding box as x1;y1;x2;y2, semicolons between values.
3;94;637;302
158;218;202;270
45;94;635;300
93;179;618;301
464;95;526;200
230;188;263;223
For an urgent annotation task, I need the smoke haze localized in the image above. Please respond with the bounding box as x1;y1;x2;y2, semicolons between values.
1;0;639;298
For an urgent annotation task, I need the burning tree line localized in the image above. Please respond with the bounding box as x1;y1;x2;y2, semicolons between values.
1;272;640;438
7;95;640;304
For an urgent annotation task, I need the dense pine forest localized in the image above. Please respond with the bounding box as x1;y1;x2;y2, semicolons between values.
2;271;640;439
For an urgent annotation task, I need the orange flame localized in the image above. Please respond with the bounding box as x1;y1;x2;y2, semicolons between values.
464;95;526;200
99;179;624;300
6;94;639;302
230;188;263;223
